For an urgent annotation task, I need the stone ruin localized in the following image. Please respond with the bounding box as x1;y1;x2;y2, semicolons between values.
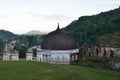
80;45;120;71
81;45;120;58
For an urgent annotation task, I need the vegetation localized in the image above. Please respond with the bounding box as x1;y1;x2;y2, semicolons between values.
0;61;119;80
0;39;4;51
15;43;28;58
63;7;120;47
32;48;37;57
98;32;120;47
0;30;44;47
26;35;35;47
72;57;120;71
0;30;17;41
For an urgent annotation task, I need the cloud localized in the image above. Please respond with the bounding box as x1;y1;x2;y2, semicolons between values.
33;14;73;21
88;0;120;5
98;1;120;5
18;0;32;4
0;14;12;18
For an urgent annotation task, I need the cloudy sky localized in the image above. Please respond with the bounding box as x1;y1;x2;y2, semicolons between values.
0;0;120;34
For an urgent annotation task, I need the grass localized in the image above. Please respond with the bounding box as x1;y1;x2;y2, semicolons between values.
0;61;119;80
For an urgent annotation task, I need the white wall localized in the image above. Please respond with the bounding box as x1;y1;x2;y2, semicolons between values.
11;54;19;61
3;53;10;61
42;49;79;64
26;53;33;61
37;52;43;62
50;53;70;62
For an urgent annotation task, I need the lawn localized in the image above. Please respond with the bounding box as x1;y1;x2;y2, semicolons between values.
0;61;119;80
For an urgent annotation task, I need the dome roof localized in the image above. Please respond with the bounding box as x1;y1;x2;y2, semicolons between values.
41;24;77;50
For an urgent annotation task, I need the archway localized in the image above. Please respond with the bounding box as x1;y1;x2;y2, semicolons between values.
103;48;106;57
89;52;91;56
110;50;114;58
96;48;99;56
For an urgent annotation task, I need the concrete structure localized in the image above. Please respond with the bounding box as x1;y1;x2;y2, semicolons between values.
11;53;19;61
41;23;79;64
2;41;19;61
3;53;10;61
42;49;79;64
37;51;43;62
3;52;19;61
26;52;33;61
26;48;33;61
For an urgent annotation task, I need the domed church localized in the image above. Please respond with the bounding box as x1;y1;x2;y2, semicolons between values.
40;23;79;64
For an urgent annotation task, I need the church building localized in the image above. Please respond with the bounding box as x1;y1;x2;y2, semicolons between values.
40;23;79;64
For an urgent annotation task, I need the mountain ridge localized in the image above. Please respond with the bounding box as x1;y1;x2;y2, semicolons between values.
25;30;47;35
63;7;120;47
0;29;18;40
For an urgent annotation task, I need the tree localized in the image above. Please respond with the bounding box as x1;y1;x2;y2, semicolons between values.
32;48;37;57
26;36;35;47
15;43;27;58
0;39;4;52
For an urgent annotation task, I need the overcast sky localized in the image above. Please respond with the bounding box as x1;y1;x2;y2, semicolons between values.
0;0;120;34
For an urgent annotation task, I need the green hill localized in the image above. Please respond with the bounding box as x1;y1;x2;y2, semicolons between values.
25;30;47;35
0;30;44;50
63;7;120;47
0;29;18;41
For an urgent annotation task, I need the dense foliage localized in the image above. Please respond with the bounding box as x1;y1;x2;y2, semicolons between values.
63;7;120;47
0;39;4;51
15;42;28;58
0;30;18;41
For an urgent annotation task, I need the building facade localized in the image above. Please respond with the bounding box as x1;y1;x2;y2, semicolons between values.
40;23;79;64
3;42;19;61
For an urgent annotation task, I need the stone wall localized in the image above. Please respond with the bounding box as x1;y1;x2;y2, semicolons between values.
80;46;120;71
81;46;120;58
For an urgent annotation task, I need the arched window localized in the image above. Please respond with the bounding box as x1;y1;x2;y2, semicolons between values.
89;52;91;56
96;48;99;56
57;56;60;61
62;55;65;61
83;50;86;56
110;50;113;58
103;49;106;57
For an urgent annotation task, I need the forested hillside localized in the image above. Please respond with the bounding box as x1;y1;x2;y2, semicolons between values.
0;30;18;41
63;7;120;47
